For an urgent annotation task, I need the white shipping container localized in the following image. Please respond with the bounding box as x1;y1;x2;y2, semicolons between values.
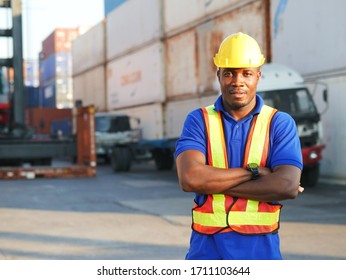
73;65;107;112
112;103;164;140
271;0;346;75
166;0;268;99
72;20;106;75
106;0;162;61
164;0;251;34
164;95;218;139
107;42;165;110
311;75;346;180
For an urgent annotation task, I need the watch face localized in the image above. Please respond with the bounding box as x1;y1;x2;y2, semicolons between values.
248;163;258;169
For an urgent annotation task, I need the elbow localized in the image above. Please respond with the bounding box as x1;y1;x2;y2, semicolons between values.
287;188;298;200
177;167;204;193
281;178;299;200
179;175;199;193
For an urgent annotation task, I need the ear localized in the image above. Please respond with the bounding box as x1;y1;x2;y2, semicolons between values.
216;69;220;81
257;70;261;81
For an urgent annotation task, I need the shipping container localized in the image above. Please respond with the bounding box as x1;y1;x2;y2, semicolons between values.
104;0;127;16
165;0;269;100
164;95;218;139
107;41;165;110
41;77;73;109
110;103;163;140
307;75;346;180
72;20;106;76
51;118;72;138
164;0;252;35
41;28;79;59
73;65;107;111
271;0;345;76
40;82;56;108
25;86;40;108
106;0;162;61
26;107;72;135
270;0;346;180
24;59;39;87
40;52;72;82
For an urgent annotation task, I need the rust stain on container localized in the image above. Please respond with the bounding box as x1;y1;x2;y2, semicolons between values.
209;31;224;73
120;70;142;86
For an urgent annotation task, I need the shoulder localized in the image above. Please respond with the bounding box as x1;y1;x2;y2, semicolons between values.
272;110;296;129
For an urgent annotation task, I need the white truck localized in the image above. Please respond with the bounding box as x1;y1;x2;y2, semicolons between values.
95;112;176;172
257;63;327;187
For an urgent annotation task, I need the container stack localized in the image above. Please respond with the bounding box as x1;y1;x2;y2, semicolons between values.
39;28;80;108
72;0;269;140
72;20;107;112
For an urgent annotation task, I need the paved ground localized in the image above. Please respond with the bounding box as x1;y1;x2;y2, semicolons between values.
0;161;345;260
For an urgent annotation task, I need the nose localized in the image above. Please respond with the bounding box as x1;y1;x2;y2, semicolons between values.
231;72;244;86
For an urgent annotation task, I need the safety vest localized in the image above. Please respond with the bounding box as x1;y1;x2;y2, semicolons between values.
192;104;282;235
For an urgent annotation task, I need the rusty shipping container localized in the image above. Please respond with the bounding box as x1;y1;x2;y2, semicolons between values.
106;0;163;61
164;0;254;35
72;20;106;76
41;28;80;59
107;41;165;110
73;65;107;112
26;107;72;135
165;0;269;100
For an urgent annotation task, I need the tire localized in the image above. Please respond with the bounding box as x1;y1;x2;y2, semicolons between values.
153;149;174;171
301;164;319;188
110;147;132;172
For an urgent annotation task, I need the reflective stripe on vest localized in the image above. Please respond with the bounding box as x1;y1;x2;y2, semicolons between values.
192;104;282;235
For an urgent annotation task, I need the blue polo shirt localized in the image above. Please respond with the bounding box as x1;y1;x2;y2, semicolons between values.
175;94;302;260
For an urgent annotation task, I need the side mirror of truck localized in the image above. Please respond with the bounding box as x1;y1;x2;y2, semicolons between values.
323;89;328;103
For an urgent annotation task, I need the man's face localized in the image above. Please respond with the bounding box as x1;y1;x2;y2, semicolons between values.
217;67;261;113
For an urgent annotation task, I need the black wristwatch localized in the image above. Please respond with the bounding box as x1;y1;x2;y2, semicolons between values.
246;163;260;180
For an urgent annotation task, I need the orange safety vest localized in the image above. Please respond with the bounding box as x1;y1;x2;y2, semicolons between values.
192;104;282;235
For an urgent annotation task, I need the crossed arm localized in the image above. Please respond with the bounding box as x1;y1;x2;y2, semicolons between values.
176;150;303;202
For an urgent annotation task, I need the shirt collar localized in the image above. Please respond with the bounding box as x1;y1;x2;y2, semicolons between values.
214;94;264;116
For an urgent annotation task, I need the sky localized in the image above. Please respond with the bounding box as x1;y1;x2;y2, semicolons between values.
1;0;105;60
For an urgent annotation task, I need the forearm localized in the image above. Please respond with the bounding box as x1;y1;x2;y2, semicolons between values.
177;156;252;194
223;166;301;202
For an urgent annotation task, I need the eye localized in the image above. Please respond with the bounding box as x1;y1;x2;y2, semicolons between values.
243;71;253;78
223;71;232;78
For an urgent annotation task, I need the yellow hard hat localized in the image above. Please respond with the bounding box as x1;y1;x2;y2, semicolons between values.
213;32;265;68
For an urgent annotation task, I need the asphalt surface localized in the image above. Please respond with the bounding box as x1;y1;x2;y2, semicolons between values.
0;161;345;260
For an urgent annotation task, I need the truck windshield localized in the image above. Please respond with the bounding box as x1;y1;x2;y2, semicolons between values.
95;116;130;133
257;88;318;118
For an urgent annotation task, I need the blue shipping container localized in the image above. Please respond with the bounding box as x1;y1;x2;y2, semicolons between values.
51;118;72;138
25;86;40;108
41;82;56;108
40;52;72;82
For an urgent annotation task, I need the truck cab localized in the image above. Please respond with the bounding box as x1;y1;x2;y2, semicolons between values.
95;112;141;168
257;63;326;187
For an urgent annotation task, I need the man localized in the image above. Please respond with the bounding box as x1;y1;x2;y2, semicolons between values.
175;32;303;260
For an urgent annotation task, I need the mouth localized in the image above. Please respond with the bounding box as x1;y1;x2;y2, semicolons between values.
229;90;246;98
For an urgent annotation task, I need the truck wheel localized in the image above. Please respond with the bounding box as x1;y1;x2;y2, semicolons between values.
301;164;319;187
154;149;174;171
111;147;132;172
